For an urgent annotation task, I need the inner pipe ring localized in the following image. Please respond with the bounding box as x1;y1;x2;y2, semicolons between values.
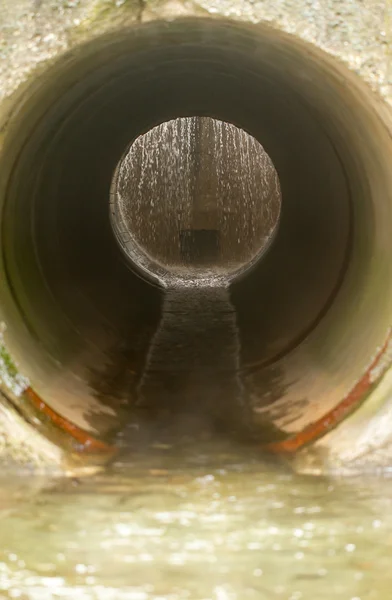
110;116;282;286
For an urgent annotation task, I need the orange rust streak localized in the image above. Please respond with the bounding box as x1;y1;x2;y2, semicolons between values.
24;387;115;454
265;332;392;454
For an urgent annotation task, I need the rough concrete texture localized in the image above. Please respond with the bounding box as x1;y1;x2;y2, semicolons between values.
0;323;102;474
0;0;391;103
0;399;64;474
1;0;392;472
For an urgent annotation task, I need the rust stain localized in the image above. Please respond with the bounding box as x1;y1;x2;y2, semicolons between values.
24;387;116;454
22;330;392;457
265;331;392;454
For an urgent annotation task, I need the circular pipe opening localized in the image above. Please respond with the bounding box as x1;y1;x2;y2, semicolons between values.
110;116;282;286
0;18;391;453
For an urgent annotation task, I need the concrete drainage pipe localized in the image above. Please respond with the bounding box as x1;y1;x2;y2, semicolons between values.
1;17;392;471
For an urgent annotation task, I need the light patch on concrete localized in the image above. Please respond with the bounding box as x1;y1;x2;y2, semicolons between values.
0;322;29;398
0;398;64;474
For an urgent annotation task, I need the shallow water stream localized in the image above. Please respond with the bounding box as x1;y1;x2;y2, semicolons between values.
1;430;392;600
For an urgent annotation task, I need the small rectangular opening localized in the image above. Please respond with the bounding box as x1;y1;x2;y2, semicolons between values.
179;229;220;264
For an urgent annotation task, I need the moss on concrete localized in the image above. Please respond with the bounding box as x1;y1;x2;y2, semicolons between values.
0;326;28;397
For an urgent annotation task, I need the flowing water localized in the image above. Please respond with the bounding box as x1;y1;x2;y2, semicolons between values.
1;432;392;600
137;286;248;430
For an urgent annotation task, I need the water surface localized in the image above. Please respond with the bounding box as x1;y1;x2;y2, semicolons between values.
1;430;392;600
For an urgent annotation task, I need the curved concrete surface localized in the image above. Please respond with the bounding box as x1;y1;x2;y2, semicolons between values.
0;14;391;469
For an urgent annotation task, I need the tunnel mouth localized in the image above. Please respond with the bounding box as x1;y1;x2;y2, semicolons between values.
0;17;392;455
109;115;282;287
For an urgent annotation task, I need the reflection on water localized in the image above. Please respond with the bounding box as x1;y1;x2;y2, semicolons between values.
1;431;392;599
